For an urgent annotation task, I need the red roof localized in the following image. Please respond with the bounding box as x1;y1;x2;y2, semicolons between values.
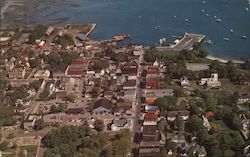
144;113;158;120
66;67;84;76
71;59;85;65
146;78;160;89
206;111;214;117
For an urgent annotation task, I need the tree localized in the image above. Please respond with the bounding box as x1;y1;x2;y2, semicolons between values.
91;87;100;98
224;114;242;130
56;34;74;48
59;143;76;157
174;87;184;97
165;140;177;150
30;80;42;91
58;103;67;112
101;146;113;157
64;93;77;103
39;90;50;100
29;57;40;68
188;115;208;144
208;146;223;157
229;131;244;150
50;105;58;113
157;118;167;133
112;136;132;157
0;141;9;151
8;133;15;139
94;119;105;132
28;24;47;43
44;148;61;157
155;96;177;114
60;51;80;65
217;131;232;150
34;119;45;130
174;116;185;131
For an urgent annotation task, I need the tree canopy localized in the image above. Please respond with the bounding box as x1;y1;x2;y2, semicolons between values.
42;125;132;157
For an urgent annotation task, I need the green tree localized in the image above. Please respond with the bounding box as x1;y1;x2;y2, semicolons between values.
60;51;80;65
44;148;61;157
28;24;47;43
174;116;185;131
30;80;42;91
29;57;40;68
94;119;105;132
217;131;232;150
165;140;177;150
57;103;67;112
155;96;177;114
91;87;100;98
59;143;76;157
50;105;58;113
157;118;167;133
229;131;244;150
0;141;9;151
174;87;184;97
34;119;45;130
56;34;74;48
39;90;50;101
64;93;77;103
101;146;113;157
224;114;242;130
112;137;132;157
8;133;15;139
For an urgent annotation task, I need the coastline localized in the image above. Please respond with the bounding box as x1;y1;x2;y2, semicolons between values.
206;55;245;64
0;0;10;19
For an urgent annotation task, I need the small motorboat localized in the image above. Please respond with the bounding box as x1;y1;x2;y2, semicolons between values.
216;18;222;22
241;35;247;39
206;40;215;45
230;29;234;33
224;37;230;41
246;8;249;12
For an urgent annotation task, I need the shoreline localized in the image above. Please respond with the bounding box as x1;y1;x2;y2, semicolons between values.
0;0;10;19
206;55;245;64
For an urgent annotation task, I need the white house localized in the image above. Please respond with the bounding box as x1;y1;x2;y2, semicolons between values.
111;119;131;131
202;115;211;131
200;73;221;87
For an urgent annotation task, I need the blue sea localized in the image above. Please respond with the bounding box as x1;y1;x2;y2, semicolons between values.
3;0;250;59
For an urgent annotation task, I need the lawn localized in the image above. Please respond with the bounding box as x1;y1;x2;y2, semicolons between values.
18;145;38;157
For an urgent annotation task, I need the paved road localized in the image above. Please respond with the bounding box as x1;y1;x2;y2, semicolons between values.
132;52;144;156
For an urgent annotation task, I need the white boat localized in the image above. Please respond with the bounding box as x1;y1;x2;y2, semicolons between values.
246;8;249;12
230;29;233;33
241;35;247;39
202;1;206;4
205;14;209;16
185;18;189;22
202;9;205;13
216;18;222;22
224;37;230;41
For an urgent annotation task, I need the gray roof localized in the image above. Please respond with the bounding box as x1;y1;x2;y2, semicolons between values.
113;119;131;127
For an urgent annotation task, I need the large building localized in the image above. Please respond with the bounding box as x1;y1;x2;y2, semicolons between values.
8;68;26;79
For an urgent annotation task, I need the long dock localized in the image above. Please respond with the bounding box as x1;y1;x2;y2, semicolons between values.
156;33;205;52
85;23;96;37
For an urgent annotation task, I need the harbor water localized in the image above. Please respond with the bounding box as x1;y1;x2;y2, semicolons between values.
3;0;250;59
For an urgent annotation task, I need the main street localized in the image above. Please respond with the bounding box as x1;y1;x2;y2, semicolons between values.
132;51;145;156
